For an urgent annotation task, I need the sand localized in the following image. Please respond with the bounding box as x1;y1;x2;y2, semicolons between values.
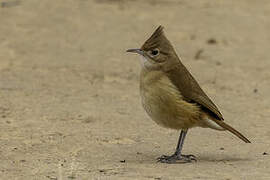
0;0;270;179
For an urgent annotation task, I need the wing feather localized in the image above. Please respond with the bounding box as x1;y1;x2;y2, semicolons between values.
166;63;224;120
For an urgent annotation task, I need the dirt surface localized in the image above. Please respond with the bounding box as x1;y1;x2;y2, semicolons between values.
0;0;270;179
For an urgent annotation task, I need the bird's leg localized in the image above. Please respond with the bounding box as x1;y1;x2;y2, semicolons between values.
157;129;196;163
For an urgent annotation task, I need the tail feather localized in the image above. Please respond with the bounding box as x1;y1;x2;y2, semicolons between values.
212;119;251;143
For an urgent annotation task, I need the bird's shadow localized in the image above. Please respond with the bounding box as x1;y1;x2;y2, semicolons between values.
131;153;251;164
197;155;251;163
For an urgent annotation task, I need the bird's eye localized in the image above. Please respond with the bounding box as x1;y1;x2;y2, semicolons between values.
149;48;160;56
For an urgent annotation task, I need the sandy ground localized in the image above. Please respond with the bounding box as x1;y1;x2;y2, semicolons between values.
0;0;270;179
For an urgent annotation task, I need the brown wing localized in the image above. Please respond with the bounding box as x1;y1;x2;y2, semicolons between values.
166;62;224;120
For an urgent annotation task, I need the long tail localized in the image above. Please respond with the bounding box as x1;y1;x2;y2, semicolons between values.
212;119;251;143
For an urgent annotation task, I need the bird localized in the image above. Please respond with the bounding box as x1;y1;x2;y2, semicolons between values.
126;25;251;163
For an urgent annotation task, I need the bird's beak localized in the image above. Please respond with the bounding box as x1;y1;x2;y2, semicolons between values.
126;48;144;56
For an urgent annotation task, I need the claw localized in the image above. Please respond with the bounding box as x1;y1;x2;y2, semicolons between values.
156;155;167;161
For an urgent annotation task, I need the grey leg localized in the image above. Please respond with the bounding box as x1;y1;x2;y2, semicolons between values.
175;129;187;155
157;129;196;163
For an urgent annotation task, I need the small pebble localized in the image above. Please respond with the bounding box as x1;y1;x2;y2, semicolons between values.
207;38;217;44
67;175;76;179
253;89;258;93
194;49;204;60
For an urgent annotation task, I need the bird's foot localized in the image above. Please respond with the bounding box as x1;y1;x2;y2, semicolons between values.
157;154;196;164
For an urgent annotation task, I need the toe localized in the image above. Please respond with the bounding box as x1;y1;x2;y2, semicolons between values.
156;155;168;160
156;154;177;163
182;154;197;162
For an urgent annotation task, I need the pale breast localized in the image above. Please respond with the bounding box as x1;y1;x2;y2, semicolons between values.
140;69;202;130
